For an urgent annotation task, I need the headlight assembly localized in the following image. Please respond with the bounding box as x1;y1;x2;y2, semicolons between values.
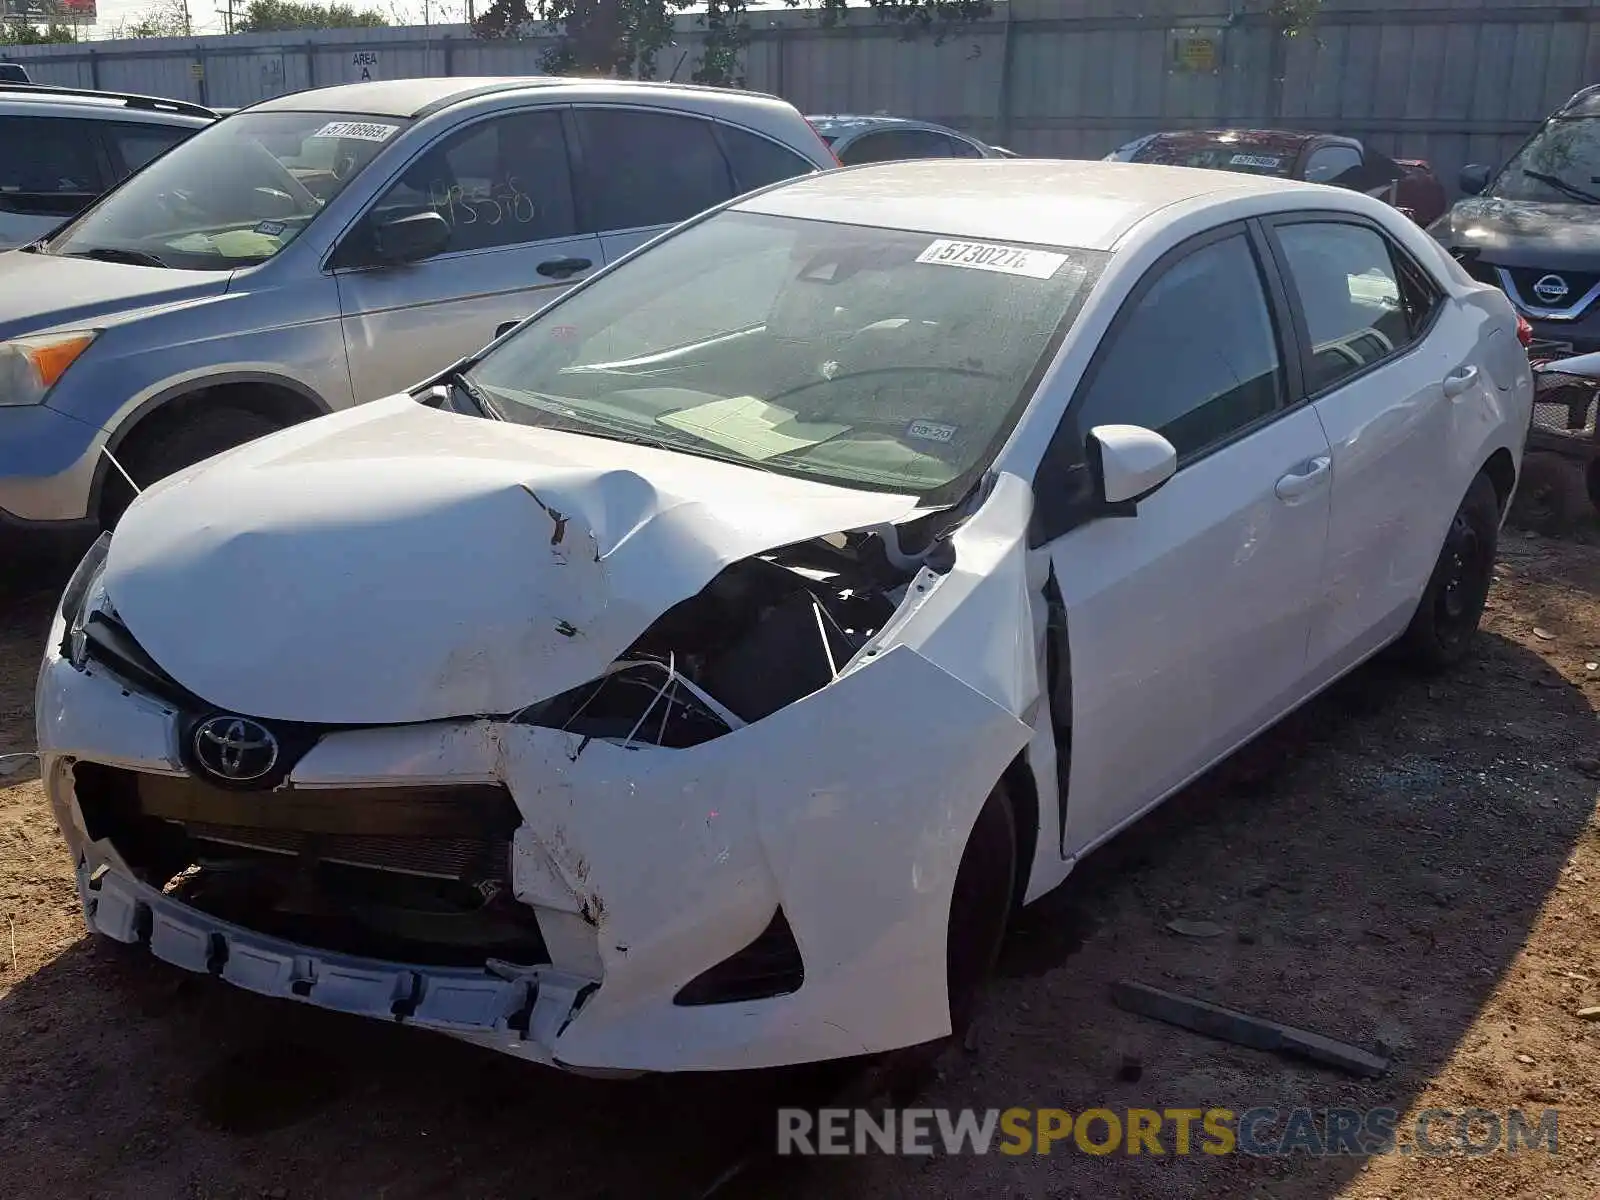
58;531;114;668
0;331;97;407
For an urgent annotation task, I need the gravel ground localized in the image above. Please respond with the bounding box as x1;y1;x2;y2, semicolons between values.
0;522;1597;1200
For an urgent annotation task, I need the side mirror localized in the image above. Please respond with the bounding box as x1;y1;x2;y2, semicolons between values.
1088;424;1177;508
496;319;521;340
372;210;451;265
1459;164;1492;196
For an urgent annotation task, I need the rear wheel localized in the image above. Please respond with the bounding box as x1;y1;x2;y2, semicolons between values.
104;407;282;528
1402;472;1500;670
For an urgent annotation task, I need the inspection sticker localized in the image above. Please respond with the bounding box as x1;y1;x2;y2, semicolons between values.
915;238;1067;279
312;120;400;143
1229;153;1282;169
907;419;959;443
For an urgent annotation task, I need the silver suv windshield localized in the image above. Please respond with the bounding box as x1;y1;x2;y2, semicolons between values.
46;111;408;270
464;210;1106;504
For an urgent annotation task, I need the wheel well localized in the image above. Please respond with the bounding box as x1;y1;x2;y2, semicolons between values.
98;381;323;524
1000;753;1039;913
1482;448;1517;514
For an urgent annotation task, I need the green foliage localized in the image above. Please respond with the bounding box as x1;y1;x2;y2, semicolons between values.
0;23;77;44
234;0;387;32
111;0;190;38
475;0;992;86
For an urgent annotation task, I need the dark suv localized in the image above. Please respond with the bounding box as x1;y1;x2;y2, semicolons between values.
1430;83;1600;354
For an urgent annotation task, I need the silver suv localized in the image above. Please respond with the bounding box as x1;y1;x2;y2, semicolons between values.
0;77;835;532
0;83;215;250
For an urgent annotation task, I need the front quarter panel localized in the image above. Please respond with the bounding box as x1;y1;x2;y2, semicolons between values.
497;644;1030;1072
45;266;352;437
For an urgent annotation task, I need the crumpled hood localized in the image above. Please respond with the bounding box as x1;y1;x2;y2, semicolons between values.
103;395;919;725
1434;197;1600;270
0;249;228;341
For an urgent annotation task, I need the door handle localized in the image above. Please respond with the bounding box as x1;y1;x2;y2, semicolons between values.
1443;364;1479;398
537;256;592;280
1275;455;1332;503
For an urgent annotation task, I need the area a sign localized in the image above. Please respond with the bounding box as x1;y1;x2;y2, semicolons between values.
347;50;379;83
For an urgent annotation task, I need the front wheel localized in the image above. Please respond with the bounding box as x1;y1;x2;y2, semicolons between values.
1401;472;1500;670
944;785;1017;1039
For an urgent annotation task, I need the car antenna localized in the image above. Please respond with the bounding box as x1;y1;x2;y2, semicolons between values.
101;445;142;497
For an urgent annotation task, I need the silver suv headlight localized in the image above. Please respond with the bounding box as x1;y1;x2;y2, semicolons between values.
0;331;98;407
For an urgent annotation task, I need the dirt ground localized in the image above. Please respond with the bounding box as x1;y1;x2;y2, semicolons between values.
1;519;1597;1200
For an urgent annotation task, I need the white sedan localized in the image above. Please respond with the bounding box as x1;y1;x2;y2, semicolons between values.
37;160;1532;1075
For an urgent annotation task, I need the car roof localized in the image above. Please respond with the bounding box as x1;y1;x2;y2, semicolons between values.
808;114;971;138
1135;128;1337;157
734;159;1313;252
0;92;211;125
251;76;785;119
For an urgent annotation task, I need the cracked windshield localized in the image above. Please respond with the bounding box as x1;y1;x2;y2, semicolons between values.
465;210;1104;501
44;112;408;269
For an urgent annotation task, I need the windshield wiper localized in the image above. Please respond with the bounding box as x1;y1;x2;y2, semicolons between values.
61;246;169;268
1522;169;1600;205
447;370;502;420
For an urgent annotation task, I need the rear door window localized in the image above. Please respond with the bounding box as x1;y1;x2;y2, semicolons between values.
714;123;817;194
573;107;735;232
1303;144;1364;184
839;129;953;165
105;122;195;179
0;116;108;216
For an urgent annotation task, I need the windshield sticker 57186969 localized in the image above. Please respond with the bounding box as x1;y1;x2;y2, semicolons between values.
312;120;400;143
915;238;1068;280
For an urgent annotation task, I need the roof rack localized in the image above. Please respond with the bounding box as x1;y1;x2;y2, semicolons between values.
0;81;217;120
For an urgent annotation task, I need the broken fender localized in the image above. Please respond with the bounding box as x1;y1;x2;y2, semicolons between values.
498;645;1032;1072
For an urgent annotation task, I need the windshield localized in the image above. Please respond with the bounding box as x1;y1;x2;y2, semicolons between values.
1485;115;1600;204
1130;139;1295;177
464;211;1105;504
46;111;408;270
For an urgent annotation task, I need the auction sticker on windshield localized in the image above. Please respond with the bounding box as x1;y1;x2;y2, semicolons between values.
1229;154;1282;169
916;239;1067;279
312;120;400;143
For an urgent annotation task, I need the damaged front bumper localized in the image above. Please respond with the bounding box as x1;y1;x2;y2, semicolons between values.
76;855;597;1069
37;591;1031;1074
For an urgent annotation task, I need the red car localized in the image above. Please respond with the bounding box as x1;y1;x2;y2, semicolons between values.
1105;129;1449;227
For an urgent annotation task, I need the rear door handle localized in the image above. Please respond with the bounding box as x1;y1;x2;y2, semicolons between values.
537;256;592;280
1443;364;1480;398
1275;455;1332;503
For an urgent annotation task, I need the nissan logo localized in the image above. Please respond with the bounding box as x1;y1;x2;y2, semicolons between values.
1532;274;1571;305
192;716;279;783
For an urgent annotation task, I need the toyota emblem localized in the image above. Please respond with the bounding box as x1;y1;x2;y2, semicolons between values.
193;716;279;783
1532;274;1571;305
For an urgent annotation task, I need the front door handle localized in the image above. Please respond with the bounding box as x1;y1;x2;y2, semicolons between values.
537;256;592;280
1275;455;1332;503
1443;364;1480;398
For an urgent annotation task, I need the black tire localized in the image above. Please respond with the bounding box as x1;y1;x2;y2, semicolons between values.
944;785;1017;1039
1508;450;1584;536
1586;456;1600;516
1401;472;1500;670
105;407;281;527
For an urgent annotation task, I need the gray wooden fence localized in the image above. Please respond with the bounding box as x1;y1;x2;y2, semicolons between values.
10;0;1600;193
